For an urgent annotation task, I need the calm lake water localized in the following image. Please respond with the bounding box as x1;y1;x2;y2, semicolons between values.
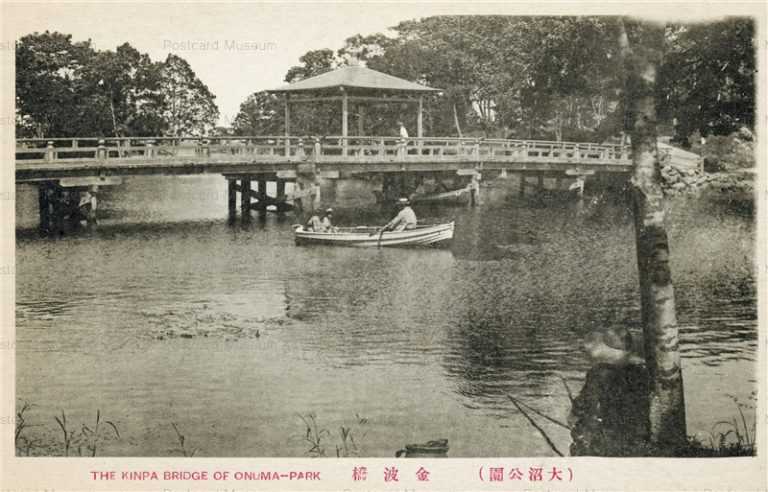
14;175;757;457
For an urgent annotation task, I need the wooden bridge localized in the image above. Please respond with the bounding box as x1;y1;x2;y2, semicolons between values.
16;135;632;233
16;135;631;179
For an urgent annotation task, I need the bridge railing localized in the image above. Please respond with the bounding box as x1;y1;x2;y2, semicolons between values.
16;136;309;162
16;136;630;166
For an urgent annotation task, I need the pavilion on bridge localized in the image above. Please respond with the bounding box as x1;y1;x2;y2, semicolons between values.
267;64;441;145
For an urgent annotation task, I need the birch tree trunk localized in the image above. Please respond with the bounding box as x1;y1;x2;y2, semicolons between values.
619;19;687;453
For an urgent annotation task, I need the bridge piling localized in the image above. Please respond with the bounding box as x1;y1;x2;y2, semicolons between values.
257;179;268;219
227;178;237;222
276;179;287;216
469;173;482;206
52;186;64;235
38;183;51;234
241;178;252;222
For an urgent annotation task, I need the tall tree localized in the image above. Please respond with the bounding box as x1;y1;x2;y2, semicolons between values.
15;31;94;137
284;49;337;83
78;43;166;137
16;32;216;138
620;18;687;452
232;91;284;135
657;18;755;143
160;54;219;136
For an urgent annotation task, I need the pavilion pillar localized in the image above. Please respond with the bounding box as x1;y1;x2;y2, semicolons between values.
358;104;365;136
284;94;291;157
341;89;348;156
417;95;423;138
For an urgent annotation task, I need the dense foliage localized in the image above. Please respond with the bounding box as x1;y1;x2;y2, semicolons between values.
233;16;755;144
16;32;219;138
16;16;755;144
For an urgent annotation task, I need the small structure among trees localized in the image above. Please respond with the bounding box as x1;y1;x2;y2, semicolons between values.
266;65;440;145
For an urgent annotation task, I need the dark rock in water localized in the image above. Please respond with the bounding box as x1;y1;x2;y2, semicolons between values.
395;439;449;457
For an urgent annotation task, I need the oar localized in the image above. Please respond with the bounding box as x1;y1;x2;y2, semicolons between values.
508;395;571;430
508;396;564;457
558;375;576;406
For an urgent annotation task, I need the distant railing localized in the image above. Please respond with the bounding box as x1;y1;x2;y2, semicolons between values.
16;136;631;166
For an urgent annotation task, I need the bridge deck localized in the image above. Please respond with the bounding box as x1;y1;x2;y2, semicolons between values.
16;136;632;182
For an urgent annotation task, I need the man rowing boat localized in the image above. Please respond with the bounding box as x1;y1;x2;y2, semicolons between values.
382;197;417;232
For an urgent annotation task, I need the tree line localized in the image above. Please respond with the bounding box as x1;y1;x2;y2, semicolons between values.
16;16;754;146
16;31;219;138
232;16;755;146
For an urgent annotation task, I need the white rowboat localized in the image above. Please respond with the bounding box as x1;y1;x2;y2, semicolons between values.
294;222;454;247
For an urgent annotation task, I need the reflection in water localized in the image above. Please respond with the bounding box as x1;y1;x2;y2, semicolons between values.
14;176;757;456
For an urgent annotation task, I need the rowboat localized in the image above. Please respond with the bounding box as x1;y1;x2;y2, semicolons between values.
294;222;454;247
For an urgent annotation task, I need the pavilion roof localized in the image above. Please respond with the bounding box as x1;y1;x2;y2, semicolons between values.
268;65;440;93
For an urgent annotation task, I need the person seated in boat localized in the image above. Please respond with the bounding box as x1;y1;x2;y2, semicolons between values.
305;208;336;232
383;198;417;232
305;213;323;232
320;208;338;232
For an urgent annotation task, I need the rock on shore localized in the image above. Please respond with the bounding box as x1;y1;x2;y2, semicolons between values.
658;148;754;198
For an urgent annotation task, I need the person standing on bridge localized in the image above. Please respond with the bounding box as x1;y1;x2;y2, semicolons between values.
398;121;409;139
382;198;417;232
397;121;410;158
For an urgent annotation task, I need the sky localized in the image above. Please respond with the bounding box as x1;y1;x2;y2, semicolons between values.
2;2;753;126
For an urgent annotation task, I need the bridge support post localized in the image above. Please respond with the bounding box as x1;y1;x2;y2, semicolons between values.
38;182;51;235
296;174;318;217
83;186;98;229
52;185;64;235
241;178;251;223
313;180;321;211
469;173;482;206
258;178;268;219
518;173;526;197
276;179;286;216
227;178;237;222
